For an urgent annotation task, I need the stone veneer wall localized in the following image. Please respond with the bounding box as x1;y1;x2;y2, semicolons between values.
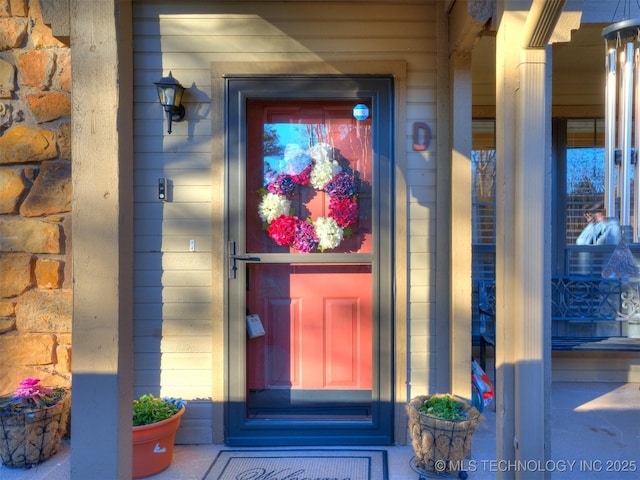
0;0;71;394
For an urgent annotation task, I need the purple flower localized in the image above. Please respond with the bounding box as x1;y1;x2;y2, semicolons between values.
292;221;318;252
267;174;296;196
324;172;357;199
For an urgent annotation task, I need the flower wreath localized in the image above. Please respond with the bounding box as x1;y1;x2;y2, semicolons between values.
258;143;358;252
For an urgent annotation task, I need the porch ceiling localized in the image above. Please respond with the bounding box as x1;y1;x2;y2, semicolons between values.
472;22;608;116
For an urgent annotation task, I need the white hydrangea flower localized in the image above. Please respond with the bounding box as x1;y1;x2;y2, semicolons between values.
315;216;343;251
258;193;291;223
310;160;342;190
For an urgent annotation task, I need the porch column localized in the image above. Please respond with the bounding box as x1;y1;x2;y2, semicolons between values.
449;50;473;398
514;46;552;477
495;5;553;479
70;1;134;478
445;0;494;399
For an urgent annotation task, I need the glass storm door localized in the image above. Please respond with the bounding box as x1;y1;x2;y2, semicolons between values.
226;77;393;445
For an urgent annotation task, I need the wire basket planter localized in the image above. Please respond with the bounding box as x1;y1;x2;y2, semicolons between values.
407;394;482;475
0;389;70;468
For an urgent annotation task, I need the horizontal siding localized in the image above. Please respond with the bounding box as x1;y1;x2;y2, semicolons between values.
136;18;432;38
138;37;432;54
135;337;212;354
133;1;437;19
134;51;434;72
134;269;211;287
134;152;213;169
135;252;212;270
136;353;212;370
133;0;438;443
175;401;214;443
134;303;212;320
134;319;213;336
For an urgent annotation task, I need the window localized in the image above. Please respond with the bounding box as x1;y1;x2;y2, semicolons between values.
472;119;496;341
472;119;496;282
565;119;605;244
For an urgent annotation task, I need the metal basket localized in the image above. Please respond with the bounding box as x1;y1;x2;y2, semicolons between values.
407;394;482;474
0;390;70;468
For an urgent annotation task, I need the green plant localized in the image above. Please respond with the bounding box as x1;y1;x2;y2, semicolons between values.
0;378;66;414
132;394;186;427
419;394;468;421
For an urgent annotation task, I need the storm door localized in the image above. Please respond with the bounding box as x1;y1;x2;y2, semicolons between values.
226;76;393;445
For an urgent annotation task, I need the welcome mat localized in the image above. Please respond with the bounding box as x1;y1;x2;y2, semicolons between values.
203;449;388;480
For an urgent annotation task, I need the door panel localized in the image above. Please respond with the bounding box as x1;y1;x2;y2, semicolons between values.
226;76;393;445
246;264;372;391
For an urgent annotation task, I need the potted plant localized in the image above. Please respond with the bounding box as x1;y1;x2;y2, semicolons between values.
132;393;186;479
0;378;71;468
406;394;482;478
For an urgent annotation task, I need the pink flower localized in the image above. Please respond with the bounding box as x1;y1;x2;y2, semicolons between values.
329;197;359;228
13;378;52;399
267;215;299;246
19;378;41;388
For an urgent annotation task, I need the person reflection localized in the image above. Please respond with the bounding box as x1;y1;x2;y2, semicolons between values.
576;207;597;245
592;205;621;245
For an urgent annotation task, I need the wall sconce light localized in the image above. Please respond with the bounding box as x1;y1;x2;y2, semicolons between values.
154;71;185;134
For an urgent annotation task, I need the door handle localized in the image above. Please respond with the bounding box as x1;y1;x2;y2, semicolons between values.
228;241;260;279
229;254;261;261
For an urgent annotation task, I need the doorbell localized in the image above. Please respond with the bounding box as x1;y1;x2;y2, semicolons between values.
158;177;168;201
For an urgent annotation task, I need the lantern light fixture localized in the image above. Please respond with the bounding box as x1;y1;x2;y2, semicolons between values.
154;71;185;134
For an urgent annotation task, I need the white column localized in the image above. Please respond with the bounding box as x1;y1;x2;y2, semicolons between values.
450;51;473;398
495;11;519;476
495;10;552;480
70;1;134;478
513;46;552;479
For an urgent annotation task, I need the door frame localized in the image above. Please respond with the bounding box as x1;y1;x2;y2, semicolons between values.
210;62;408;445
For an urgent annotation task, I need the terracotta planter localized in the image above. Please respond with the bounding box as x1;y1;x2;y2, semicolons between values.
0;389;71;468
132;405;185;479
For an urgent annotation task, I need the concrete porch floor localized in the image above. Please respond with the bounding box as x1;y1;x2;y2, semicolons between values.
2;382;639;479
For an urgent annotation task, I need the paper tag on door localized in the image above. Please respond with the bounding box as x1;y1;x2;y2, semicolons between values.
246;314;265;338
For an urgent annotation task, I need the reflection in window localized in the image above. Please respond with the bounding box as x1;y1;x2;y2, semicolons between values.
263;124;320;180
566;119;607;244
471;119;496;341
246;101;373;254
472;119;496;245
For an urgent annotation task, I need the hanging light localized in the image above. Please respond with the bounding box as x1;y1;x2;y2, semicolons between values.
602;18;640;242
154;71;185;134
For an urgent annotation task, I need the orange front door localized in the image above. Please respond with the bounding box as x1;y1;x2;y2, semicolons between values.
226;76;394;445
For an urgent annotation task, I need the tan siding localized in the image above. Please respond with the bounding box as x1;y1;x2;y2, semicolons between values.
134;319;212;335
133;0;438;443
175;401;214;443
135;252;212;270
136;353;212;370
135;270;211;287
135;337;212;355
137;19;432;38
